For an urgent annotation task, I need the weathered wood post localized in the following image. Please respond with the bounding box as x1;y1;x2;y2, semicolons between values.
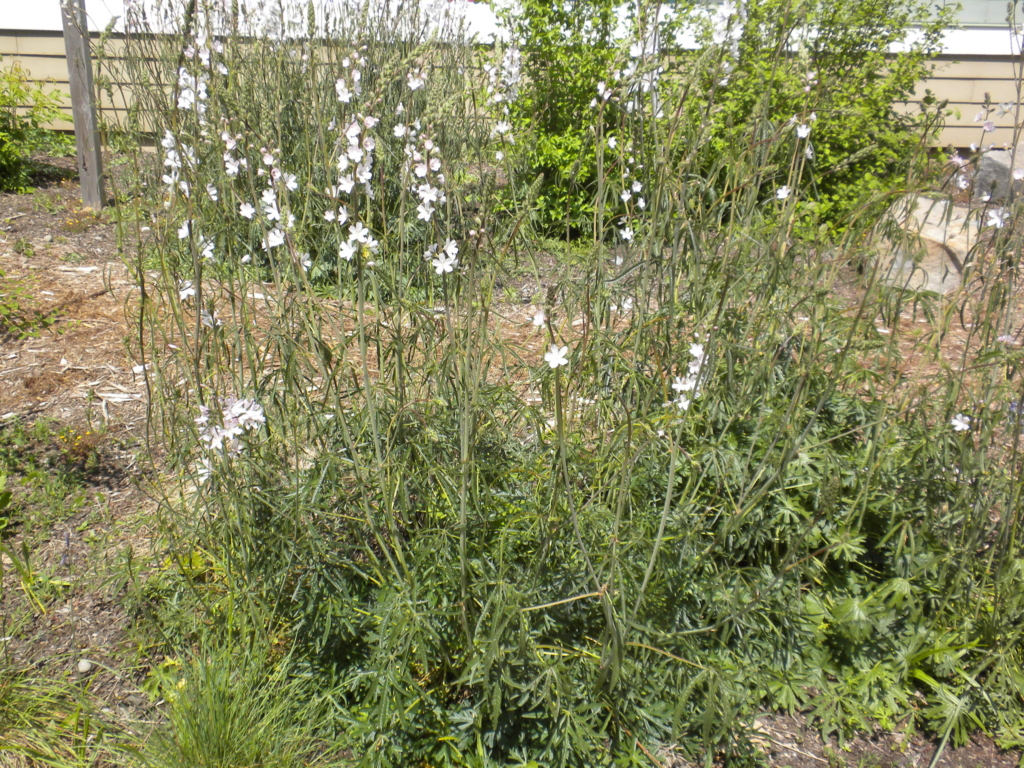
60;0;105;210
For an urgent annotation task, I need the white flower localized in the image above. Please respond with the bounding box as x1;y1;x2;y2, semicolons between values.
300;253;312;272
262;152;274;166
796;124;811;139
241;255;252;264
637;197;646;210
336;79;353;102
983;120;996;133
227;398;265;431
197;457;213;484
324;209;336;222
956;174;970;190
596;81;610;101
200;309;222;329
443;239;459;259
177;220;191;239
339;241;356;261
394;124;407;138
532;310;546;327
338;176;356;194
672;375;696;393
496;151;504;161
432;252;457;275
776;185;791;200
263;228;285;249
349;222;369;243
407;68;426;90
200;238;215;261
417;201;435;221
621;189;632;203
206;183;218;201
632;180;642;193
336;207;349;225
544;344;569;369
608;136;617;149
224;155;239;176
416;183;439;204
1014;168;1024;181
951;413;971;432
987;208;1008;229
178;280;196;301
284;173;298;191
674;395;692;411
620;226;634;242
362;115;379;129
690;343;705;360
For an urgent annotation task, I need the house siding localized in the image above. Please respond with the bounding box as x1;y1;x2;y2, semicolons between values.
2;28;1021;147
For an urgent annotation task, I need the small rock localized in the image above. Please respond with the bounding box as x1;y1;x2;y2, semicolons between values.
77;659;94;674
973;147;1024;203
43;234;53;243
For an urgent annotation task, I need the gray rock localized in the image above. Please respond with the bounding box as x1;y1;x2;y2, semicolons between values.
973;148;1024;203
878;196;983;294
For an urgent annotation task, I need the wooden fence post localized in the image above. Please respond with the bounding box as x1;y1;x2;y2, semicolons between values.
60;0;105;210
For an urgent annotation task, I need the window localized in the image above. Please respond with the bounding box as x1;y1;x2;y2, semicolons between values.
951;0;1015;27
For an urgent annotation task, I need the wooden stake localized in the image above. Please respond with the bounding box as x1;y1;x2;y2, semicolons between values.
61;0;105;210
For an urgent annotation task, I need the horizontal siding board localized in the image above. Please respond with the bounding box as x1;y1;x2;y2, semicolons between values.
0;30;1017;147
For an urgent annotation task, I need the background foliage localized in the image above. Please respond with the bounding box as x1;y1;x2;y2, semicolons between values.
0;58;69;193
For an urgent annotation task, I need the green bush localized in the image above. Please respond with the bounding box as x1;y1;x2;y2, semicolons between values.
503;0;951;236
0;57;67;192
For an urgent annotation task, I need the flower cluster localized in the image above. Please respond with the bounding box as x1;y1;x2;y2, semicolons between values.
668;342;707;411
160;130;195;200
222;130;246;178
425;239;459;274
400;127;446;222
177;34;226;118
484;47;522;107
335;50;365;103
196;396;266;457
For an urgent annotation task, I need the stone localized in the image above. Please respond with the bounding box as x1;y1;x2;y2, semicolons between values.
42;235;53;243
77;659;93;674
973;147;1024;203
878;196;983;294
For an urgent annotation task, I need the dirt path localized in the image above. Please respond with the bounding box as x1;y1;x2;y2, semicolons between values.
1;158;158;732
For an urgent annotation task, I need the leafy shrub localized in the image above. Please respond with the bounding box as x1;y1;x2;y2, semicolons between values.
503;0;951;236
0;57;67;192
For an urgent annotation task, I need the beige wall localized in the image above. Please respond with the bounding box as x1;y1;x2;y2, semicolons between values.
2;29;1021;148
908;55;1023;148
1;30;129;131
